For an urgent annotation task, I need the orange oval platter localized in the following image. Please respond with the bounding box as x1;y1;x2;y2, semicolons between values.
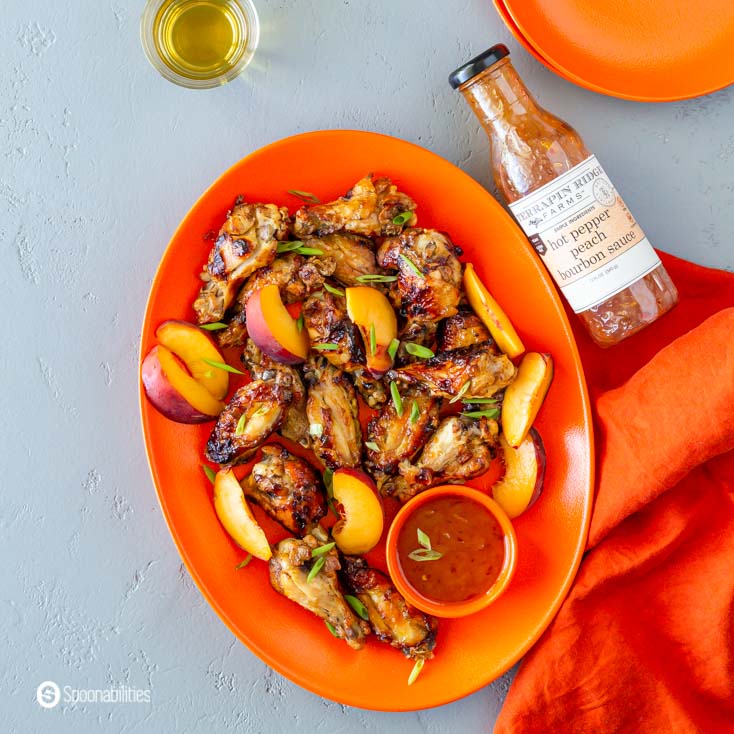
139;130;594;710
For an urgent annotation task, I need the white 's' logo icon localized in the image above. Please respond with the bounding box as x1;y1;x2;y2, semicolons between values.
36;681;60;709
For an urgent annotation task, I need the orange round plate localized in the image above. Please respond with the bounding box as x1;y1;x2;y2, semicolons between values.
500;0;734;101
139;130;594;711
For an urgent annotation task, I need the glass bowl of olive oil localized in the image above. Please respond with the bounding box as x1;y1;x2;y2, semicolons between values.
141;0;259;88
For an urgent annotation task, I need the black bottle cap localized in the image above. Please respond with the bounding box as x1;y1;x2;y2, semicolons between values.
448;44;510;89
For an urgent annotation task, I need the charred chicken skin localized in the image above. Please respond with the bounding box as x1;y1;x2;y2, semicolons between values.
218;253;336;348
387;342;515;400
241;338;309;446
384;415;499;502
341;556;437;660
193;201;289;324
300;233;380;288
243;444;326;536
377;228;462;324
436;307;495;353
205;380;290;465
292;175;417;239
269;535;370;650
304;357;362;469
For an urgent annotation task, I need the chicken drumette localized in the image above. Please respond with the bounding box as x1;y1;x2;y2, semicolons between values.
193;200;289;324
241;338;309;446
243;444;326;536
205;380;290;465
436;307;495;353
269;535;370;650
383;415;499;502
292;174;416;239
341;556;437;660
377;228;462;323
303;357;362;469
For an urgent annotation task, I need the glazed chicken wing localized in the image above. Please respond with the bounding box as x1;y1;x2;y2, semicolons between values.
387;343;515;400
269;535;370;650
244;444;326;536
292;175;416;239
205;380;290;465
377;229;462;323
365;389;440;492
341;556;437;660
385;415;499;502
303;357;362;469
300;233;380;287
218;253;336;348
193;200;289;324
241;338;309;446
436;307;495;353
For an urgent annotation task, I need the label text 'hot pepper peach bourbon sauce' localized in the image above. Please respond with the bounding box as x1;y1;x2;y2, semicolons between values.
449;45;678;347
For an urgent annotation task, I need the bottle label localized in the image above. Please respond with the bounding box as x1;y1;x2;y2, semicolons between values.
508;155;661;313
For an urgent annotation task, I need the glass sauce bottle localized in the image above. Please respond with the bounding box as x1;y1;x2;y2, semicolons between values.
449;45;678;347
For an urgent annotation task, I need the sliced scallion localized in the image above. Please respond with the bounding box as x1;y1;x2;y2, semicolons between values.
235;554;252;570
399;253;424;278
202;358;245;375
313;343;339;351
448;379;472;404
324;283;345;297
404;342;434;359
410;400;420;425
355;274;398;284
369;323;377;357
392;211;414;226
408;659;425;686
461;409;501;420
200;322;228;331
202;464;217;485
287;189;320;204
307;555;326;583
311;541;336;558
365;441;379;452
390;381;403;417
345;594;370;621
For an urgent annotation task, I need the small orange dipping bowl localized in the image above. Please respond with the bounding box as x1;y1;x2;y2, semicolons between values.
386;485;518;619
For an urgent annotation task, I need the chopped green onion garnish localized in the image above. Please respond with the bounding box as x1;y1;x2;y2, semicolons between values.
408;659;425;686
404;342;434;359
235;554;252;570
313;343;339;351
235;413;248;436
407;548;443;562
309;423;324;437
202;358;245;375
307;555;326;583
462;397;499;404
365;441;379;452
417;528;432;550
296;313;305;332
369;323;377;357
399;254;424;278
387;338;400;360
294;246;324;256
311;541;336;558
390;381;403;416
277;241;304;253
324;283;345;296
287;189;320;204
355;274;398;284
449;379;472;404
392;211;414;226
323;468;334;497
410;400;420;425
345;594;370;621
202;465;217;485
200;322;228;330
324;620;339;637
461;409;501;420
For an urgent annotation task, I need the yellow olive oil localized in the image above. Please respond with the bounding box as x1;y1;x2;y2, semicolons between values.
153;0;249;80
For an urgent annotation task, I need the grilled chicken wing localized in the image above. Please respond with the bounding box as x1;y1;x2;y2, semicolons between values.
352;371;388;408
377;229;462;323
385;415;499;502
387;343;515;400
395;319;438;366
292;175;416;239
205;380;290;465
193;201;289;324
244;444;326;536
304;357;362;469
436;307;495;352
302;289;365;373
269;535;370;649
241;338;309;445
217;253;336;348
365;389;440;492
341;556;437;660
300;233;379;287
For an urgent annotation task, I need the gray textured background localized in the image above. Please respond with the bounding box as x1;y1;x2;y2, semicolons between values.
3;0;732;732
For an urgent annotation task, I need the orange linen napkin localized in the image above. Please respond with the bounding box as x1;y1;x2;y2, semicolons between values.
495;252;734;734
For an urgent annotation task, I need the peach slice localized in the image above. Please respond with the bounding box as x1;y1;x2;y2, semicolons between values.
213;468;272;561
345;286;398;376
501;352;554;448
464;262;525;358
156;319;229;400
492;429;546;519
331;468;384;555
142;345;225;423
245;284;310;364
